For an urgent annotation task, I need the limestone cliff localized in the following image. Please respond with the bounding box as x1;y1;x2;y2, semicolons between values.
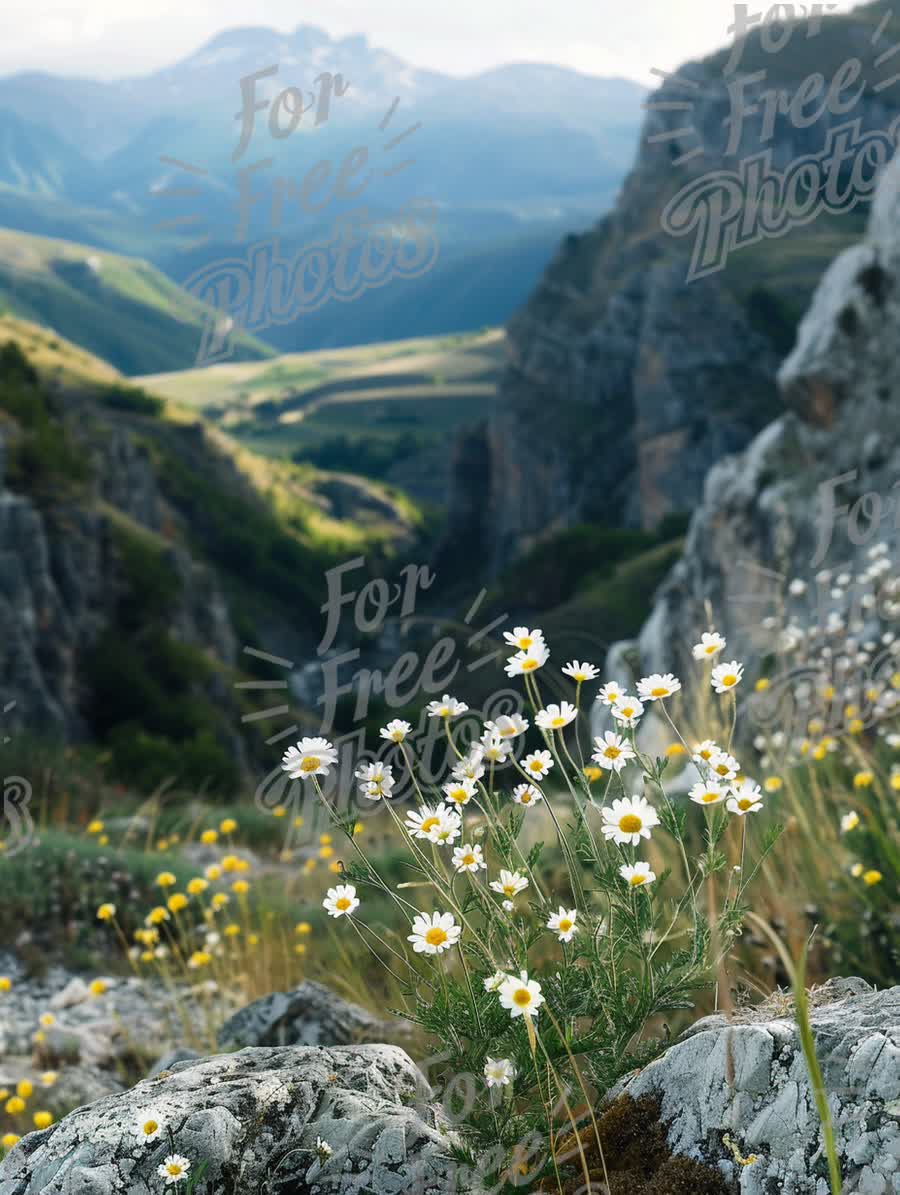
634;145;900;678
445;1;900;573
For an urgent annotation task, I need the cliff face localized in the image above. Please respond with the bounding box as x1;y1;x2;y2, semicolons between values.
447;1;900;573
634;146;900;677
0;422;236;742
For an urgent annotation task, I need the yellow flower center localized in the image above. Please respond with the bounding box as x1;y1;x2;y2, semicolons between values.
550;716;566;727
629;874;646;887
391;730;404;741
650;687;668;697
420;816;440;833
522;659;539;671
520;793;532;804
503;885;516;896
737;798;753;811
425;927;448;947
618;814;642;834
462;854;475;866
558;919;573;932
519;637;533;649
512;988;532;1006
701;791;720;804
143;1121;158;1136
604;746;621;759
721;675;737;687
300;756;320;772
528;760;543;773
448;789;468;803
335;897;351;911
714;764;729;776
705;645;716;655
620;706;635;717
166;1164;183;1176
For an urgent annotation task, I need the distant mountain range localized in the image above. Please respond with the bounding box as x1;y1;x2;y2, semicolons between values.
0;27;646;360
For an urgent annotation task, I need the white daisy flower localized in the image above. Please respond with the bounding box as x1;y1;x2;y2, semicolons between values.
452;843;486;872
708;751;739;782
535;701;577;731
501;899;515;912
505;643;550;676
355;761;395;799
158;1155;191;1185
490;869;529;898
432;807;463;845
484;1056;516;1087
546;906;578;942
636;673;682;702
442;777;477;807
511;782;543;807
521;749;554;779
596;681;624;707
601;796;660;845
711;661;744;694
380;719;411;743
610;694;645;727
427;695;469;718
591;732;635;773
281;737;338;779
726;782;764;816
323;884;359;918
692;631;726;660
316;1137;333;1162
692;739;719;766
485;713;529;738
137;1115;163;1143
840;811;860;833
483;969;507;992
405;805;445;839
452;750;486;781
562;660;599;682
479;731;512;763
503;626;546;652
619;861;656;888
689;781;728;807
498;971;544;1018
408;911;461;954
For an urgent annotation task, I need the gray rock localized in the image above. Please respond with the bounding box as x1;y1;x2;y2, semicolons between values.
146;1048;201;1078
0;1044;481;1195
217;980;410;1050
619;979;900;1194
634;149;900;685
439;6;900;574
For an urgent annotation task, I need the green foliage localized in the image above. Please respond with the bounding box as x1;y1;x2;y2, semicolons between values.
99;383;163;416
293;430;428;479
0;339;89;493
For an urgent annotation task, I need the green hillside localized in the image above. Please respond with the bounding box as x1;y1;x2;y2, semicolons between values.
140;328;505;505
0;227;274;375
0;316;423;791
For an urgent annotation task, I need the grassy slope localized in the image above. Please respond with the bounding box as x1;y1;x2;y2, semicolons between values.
0;227;274;376
139;328;505;504
0;317;426;789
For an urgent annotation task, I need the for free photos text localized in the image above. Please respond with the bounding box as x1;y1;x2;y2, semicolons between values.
175;64;439;364
658;3;899;279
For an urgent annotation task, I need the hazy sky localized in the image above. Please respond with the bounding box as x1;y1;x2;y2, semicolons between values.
0;0;863;85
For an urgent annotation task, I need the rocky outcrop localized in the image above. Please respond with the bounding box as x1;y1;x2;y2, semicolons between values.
0;419;236;741
634;148;900;680
0;1045;477;1195
217;980;411;1051
443;4;900;572
619;978;900;1194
